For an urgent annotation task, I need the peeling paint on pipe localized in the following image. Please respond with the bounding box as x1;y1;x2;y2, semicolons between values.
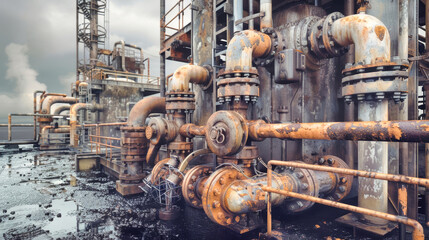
127;96;166;127
331;14;391;64
168;65;210;92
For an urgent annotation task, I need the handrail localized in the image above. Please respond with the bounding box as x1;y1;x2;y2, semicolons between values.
265;160;428;240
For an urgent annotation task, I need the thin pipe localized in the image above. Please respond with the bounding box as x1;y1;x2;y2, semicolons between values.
262;187;424;240
248;0;254;30
234;0;243;32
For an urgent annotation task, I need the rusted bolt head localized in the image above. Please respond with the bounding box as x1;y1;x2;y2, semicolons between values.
340;177;347;184
318;158;325;164
327;158;334;165
188;184;194;190
301;183;308;190
213;201;220;208
214;188;220;196
217;212;223;219
339;186;346;193
226;217;232;225
235;215;240;222
296;172;304;179
296;201;303;208
219;177;225;185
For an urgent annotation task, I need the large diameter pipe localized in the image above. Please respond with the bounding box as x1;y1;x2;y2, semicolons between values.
70;103;103;147
225;30;271;72
127;96;166;127
168;65;210;92
331;14;391;65
358;100;388;225
41;96;78;114
248;120;429;142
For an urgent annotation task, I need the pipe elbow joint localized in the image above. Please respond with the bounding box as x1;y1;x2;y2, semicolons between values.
225;30;272;72
169;65;212;92
331;13;391;65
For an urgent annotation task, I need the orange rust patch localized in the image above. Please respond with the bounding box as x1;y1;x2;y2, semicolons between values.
374;26;386;41
388;123;403;140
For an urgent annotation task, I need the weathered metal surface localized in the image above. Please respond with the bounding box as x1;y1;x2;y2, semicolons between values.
127;96;166;127
331;14;391;65
248;119;429;142
182;165;213;209
168;65;211;92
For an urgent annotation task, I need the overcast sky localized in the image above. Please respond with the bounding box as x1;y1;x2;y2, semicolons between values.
0;0;185;123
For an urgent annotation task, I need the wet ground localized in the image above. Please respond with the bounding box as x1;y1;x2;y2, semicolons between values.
0;145;428;239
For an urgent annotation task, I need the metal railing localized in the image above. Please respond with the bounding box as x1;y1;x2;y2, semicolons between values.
263;160;429;240
85;122;126;160
161;0;191;40
88;68;160;85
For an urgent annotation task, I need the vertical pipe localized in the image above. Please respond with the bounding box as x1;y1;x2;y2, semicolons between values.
426;0;429;51
8;114;12;141
267;164;272;236
160;0;166;97
76;0;79;82
344;0;355;169
398;5;409;235
234;0;243;32
425;83;429;222
90;0;98;67
249;0;254;30
260;0;272;29
358;100;389;225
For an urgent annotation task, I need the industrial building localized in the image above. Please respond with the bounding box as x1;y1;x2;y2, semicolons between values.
2;0;429;239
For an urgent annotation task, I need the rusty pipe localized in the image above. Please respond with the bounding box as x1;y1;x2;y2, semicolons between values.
426;0;429;52
33;90;44;140
267;160;429;188
127;96;166;127
225;30;271;72
41;125;70;136
70;103;104;147
261;187;424;240
248;120;429;143
179;123;206;138
53;105;71;115
260;0;272;29
168;65;210;92
331;14;391;64
41;96;78;114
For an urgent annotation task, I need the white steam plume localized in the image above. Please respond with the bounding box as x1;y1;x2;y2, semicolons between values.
0;43;47;120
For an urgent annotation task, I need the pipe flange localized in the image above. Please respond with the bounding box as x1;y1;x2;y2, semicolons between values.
146;117;177;145
295;16;323;70
205;111;248;156
165;91;195;112
282;166;319;213
222;146;259;168
318;155;353;201
201;65;214;91
150;158;172;185
322;12;348;58
217;70;260;104
309;12;348;60
341;61;409;103
202;167;253;226
182;165;214;209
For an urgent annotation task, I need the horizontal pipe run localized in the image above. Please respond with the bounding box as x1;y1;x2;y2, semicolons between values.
249;120;429;143
267;160;429;190
0;124;34;127
179;123;206;138
261;186;424;240
41;96;78;114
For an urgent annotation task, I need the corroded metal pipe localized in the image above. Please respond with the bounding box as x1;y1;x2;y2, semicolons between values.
248;120;429;142
33;90;45;140
127;96;166;127
70;103;103;147
331;14;391;64
225;30;271;72
53;105;71;115
41;96;78;114
179;123;206;138
168;65;210;92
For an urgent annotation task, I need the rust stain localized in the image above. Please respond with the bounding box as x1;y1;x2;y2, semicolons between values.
374;25;386;41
